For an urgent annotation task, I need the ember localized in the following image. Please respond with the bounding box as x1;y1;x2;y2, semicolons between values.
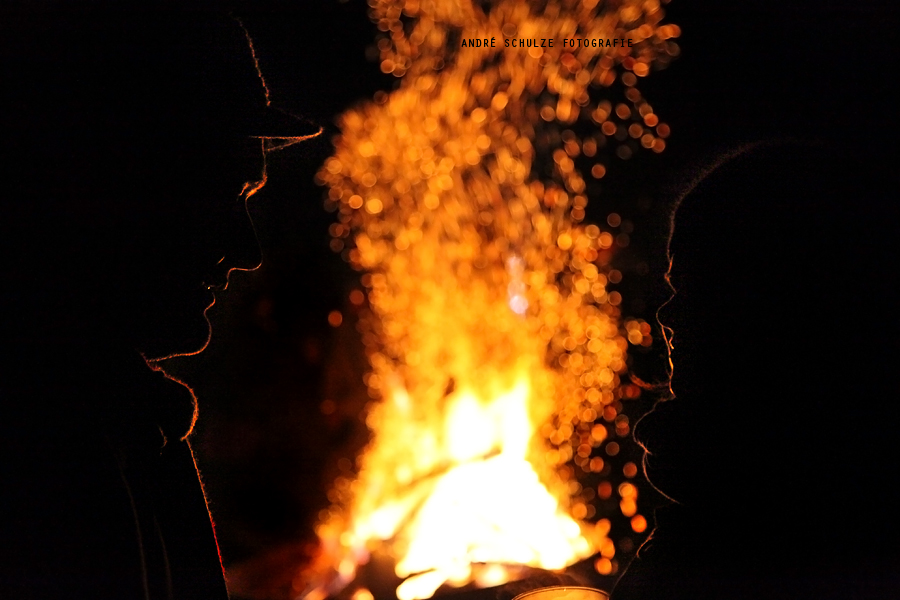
306;1;678;598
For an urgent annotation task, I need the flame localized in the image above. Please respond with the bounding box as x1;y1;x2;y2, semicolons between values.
391;380;591;600
306;1;677;598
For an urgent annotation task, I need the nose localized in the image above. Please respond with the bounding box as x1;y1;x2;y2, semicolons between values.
206;185;264;291
228;190;263;273
655;273;688;347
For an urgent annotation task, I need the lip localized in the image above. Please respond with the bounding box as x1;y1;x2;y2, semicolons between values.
202;255;231;292
202;270;231;293
198;285;216;309
203;281;228;292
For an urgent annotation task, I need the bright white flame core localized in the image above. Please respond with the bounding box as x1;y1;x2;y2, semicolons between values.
387;380;590;600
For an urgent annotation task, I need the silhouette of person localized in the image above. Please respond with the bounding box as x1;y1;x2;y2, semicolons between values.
0;7;318;599
611;142;900;600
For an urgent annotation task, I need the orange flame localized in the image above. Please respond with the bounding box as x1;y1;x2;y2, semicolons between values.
307;1;677;598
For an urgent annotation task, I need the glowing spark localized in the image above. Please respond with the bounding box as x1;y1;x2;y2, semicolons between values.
304;1;678;597
507;255;529;315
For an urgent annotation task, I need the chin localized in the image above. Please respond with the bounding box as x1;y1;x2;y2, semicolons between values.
140;324;212;362
138;293;216;362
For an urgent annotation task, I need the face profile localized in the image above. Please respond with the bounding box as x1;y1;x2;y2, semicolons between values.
0;9;320;599
613;143;900;600
2;11;318;363
117;134;268;361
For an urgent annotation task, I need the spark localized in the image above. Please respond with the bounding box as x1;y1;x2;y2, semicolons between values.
303;1;678;597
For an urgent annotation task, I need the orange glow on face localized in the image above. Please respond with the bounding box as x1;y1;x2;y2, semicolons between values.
305;1;678;598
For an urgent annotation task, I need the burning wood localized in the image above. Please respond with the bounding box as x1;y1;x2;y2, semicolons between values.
305;1;678;598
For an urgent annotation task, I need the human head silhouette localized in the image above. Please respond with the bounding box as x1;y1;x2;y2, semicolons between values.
614;142;900;599
0;10;320;596
1;8;318;365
